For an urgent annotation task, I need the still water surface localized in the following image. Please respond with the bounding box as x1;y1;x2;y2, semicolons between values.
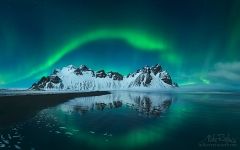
0;91;239;150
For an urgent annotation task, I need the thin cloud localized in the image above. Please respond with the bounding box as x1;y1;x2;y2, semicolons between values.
208;61;240;83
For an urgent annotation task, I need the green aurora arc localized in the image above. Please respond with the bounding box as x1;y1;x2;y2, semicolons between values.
0;28;181;86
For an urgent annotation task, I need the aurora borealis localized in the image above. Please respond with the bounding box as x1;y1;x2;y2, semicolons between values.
0;0;240;88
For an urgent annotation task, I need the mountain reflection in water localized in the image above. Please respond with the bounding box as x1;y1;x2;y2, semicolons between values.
60;92;173;117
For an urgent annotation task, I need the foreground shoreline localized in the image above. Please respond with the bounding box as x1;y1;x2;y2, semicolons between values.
0;91;110;128
0;90;110;97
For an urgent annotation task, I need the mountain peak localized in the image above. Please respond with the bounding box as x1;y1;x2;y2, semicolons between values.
66;65;76;69
96;70;107;78
151;64;162;75
79;65;90;71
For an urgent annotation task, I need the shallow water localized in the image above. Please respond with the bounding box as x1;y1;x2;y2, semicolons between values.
0;91;239;150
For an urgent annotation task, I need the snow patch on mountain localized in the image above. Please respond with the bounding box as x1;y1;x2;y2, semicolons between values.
30;64;178;91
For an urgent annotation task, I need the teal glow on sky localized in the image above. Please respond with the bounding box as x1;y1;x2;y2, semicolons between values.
0;0;240;88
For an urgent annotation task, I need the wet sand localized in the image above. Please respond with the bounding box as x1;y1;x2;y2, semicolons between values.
0;91;110;128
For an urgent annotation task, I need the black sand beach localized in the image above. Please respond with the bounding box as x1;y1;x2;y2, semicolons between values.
0;91;110;128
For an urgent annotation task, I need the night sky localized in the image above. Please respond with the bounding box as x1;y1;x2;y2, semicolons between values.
0;0;240;88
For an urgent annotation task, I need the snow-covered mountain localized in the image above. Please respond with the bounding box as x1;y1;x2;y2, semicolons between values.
30;64;178;91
